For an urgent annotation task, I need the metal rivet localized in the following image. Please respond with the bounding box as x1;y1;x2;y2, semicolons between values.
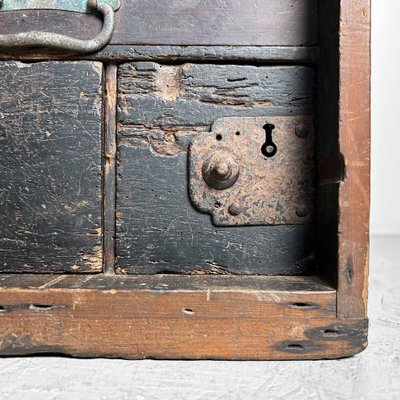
88;0;98;9
228;203;242;216
296;205;310;218
295;123;309;138
202;151;240;190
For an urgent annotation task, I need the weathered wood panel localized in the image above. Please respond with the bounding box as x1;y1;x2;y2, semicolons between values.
0;45;320;64
337;0;371;318
103;64;118;275
117;63;316;275
118;63;316;126
0;274;367;360
0;61;103;273
0;0;318;46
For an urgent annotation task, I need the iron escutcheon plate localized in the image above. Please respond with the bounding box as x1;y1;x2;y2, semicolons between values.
189;116;315;226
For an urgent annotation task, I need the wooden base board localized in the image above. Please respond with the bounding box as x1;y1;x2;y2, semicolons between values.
0;275;367;360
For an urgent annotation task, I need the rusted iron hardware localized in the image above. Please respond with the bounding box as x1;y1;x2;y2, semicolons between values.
0;0;120;13
189;116;315;226
0;0;120;53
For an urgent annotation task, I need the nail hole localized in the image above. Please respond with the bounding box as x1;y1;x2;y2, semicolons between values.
214;201;222;209
182;308;195;315
288;302;317;310
323;329;341;337
235;131;240;136
29;304;57;311
216;134;222;141
286;343;304;350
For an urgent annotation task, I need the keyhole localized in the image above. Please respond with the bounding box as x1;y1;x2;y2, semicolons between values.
261;123;277;158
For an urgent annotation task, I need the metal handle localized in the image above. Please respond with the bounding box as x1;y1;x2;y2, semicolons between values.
0;0;115;53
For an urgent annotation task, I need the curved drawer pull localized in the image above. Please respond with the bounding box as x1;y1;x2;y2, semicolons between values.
0;0;116;53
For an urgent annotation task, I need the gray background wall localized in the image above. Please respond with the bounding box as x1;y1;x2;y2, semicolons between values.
371;1;400;235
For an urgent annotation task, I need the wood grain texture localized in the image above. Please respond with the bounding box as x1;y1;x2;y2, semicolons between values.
117;62;316;275
0;0;318;46
2;237;397;396
0;274;367;360
112;0;318;46
0;45;319;63
337;0;371;318
0;61;103;273
103;64;117;275
118;63;316;126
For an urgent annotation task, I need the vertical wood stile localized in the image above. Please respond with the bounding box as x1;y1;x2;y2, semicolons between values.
103;64;118;274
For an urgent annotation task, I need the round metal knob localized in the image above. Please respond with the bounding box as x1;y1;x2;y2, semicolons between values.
202;151;240;190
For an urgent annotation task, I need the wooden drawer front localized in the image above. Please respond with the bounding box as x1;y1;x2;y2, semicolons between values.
0;61;103;273
116;62;316;275
0;0;318;47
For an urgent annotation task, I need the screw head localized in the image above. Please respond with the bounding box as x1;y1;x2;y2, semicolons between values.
295;123;309;138
296;205;310;218
228;203;242;216
202;151;240;190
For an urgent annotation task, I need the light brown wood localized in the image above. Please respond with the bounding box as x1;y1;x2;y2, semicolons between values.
103;64;117;275
337;0;371;318
0;275;368;360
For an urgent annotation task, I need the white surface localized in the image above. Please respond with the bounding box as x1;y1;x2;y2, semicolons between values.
371;0;400;234
0;235;399;400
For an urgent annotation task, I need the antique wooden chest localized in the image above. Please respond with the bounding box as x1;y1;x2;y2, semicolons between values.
0;0;370;359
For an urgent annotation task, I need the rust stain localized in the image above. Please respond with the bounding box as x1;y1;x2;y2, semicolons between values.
189;116;315;226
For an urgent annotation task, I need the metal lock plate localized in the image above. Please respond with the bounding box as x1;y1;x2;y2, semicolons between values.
189;116;315;226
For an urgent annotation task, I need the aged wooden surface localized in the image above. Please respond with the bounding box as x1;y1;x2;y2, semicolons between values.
0;0;371;361
337;0;371;318
0;45;320;63
103;64;117;275
117;62;316;274
0;274;334;292
0;0;318;46
1;237;397;397
0;274;367;360
0;61;103;273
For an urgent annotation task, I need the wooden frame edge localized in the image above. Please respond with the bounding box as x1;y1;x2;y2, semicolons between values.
337;0;371;318
0;275;367;360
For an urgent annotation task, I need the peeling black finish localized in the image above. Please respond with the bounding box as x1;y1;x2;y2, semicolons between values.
0;45;319;64
0;61;103;273
116;62;316;275
0;0;318;46
116;146;315;275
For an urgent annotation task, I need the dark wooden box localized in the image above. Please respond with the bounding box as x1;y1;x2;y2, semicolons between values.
0;0;370;359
